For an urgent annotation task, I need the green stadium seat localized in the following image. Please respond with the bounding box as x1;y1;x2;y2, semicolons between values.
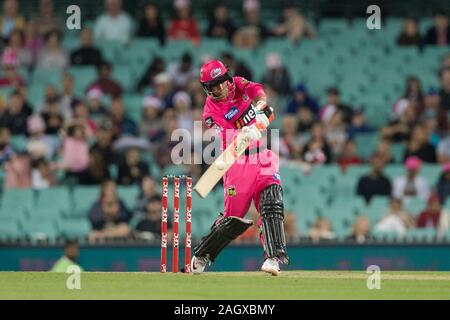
35;187;72;213
372;230;401;242
385;164;405;180
391;143;406;163
112;66;135;92
421;165;442;185
67;66;97;96
117;186;139;211
0;189;34;213
31;67;62;88
405;228;436;243
58;218;91;240
10;135;28;152
22;218;59;243
0;217;22;240
404;197;427;215
71;186;100;218
355;132;380;159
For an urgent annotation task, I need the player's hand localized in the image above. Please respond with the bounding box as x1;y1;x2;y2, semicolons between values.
254;101;274;129
242;124;262;141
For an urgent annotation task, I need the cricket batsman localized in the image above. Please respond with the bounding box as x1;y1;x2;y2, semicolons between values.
190;60;289;276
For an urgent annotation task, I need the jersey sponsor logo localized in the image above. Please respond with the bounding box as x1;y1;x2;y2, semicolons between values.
210;68;222;79
227;186;236;196
242;93;249;102
234;104;257;128
273;173;281;181
224;106;239;120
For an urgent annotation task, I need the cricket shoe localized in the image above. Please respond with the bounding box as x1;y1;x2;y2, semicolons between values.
261;258;281;276
191;256;209;274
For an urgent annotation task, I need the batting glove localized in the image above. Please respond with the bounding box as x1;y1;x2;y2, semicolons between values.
242;124;263;141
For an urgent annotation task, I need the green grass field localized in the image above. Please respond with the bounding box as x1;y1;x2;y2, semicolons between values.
1;271;450;299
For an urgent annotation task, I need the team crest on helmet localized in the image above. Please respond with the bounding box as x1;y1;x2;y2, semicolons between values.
210;68;222;79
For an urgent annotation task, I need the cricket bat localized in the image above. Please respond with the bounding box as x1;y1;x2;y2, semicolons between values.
194;103;273;198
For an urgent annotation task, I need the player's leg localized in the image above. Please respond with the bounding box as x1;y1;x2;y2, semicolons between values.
191;164;255;273
253;150;289;275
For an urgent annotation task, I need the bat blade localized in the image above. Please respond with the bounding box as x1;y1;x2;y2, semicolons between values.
194;134;250;198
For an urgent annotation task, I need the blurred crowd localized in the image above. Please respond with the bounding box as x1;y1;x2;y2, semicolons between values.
0;0;450;243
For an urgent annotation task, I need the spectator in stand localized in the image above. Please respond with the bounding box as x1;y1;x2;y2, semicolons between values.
0;127;14;164
437;128;450;164
1;90;31;135
153;72;175;109
136;2;166;46
60;73;76;119
0;52;25;87
284;212;300;242
109;98;138;137
60;121;90;183
155;115;179;168
421;109;440;148
78;149;110;185
91;122;116;167
117;147;149;185
393;156;431;202
423;10;450;46
382;100;416;143
207;3;236;41
321;87;354;125
347;109;375;139
403;124;436;163
398;76;425;118
357;154;392;203
88;180;131;240
373;139;395;164
94;0;132;45
72;100;96;135
286;83;319;115
437;162;450;204
278;115;303;160
89;193;132;242
31;0;64;36
40;93;64;135
417;193;450;235
0;0;25;40
1;29;32;68
31;157;58;190
86;87;109;121
36;29;68;70
309;217;335;242
338;140;364;171
302;122;332;164
261;52;291;95
220;52;253;80
323;108;348;158
137;56;166;92
272;3;316;45
167;52;197;90
173;91;193;131
26;115;59;160
347;216;371;244
135;195;170;240
168;0;200;46
439;67;450;112
297;106;316;134
3;151;32;189
87;61;123;99
374;197;415;237
140;96;164;140
397;18;421;47
24;20;44;66
70;28;103;67
133;175;158;219
233;0;268;49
